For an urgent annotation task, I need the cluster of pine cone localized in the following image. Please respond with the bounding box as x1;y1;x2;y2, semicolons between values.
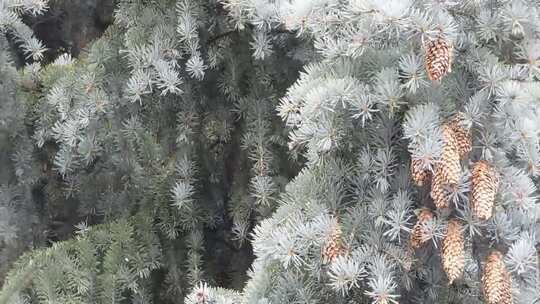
409;113;512;303
321;37;512;303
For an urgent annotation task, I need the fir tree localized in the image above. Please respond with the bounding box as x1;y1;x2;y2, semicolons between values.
1;1;540;304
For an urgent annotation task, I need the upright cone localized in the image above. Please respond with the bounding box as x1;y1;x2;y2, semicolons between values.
440;124;461;186
425;37;453;81
482;251;513;304
441;219;464;284
411;159;431;186
448;113;472;158
410;208;434;249
471;161;499;220
322;219;345;264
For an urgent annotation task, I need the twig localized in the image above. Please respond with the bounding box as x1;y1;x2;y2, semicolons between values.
207;26;293;45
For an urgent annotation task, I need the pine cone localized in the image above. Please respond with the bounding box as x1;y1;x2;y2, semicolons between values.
429;124;461;209
440;124;461;186
410;208;434;249
441;219;464;284
471;161;499;220
431;166;450;209
322;220;345;263
501;271;513;304
448;113;472;158
482;251;513;304
411;159;431;186
425;37;453;81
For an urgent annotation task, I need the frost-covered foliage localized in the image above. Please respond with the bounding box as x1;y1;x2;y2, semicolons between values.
0;0;48;61
0;0;299;301
196;0;540;303
1;0;540;304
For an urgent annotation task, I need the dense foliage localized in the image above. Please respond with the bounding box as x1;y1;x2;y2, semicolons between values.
0;0;539;303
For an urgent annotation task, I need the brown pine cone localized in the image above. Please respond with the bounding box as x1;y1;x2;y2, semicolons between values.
448;113;472;158
322;220;345;263
482;251;513;304
441;219;465;284
425;37;453;81
471;161;499;220
501;271;513;304
431;166;450;209
411;159;431;186
410;208;434;249
440;124;461;186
